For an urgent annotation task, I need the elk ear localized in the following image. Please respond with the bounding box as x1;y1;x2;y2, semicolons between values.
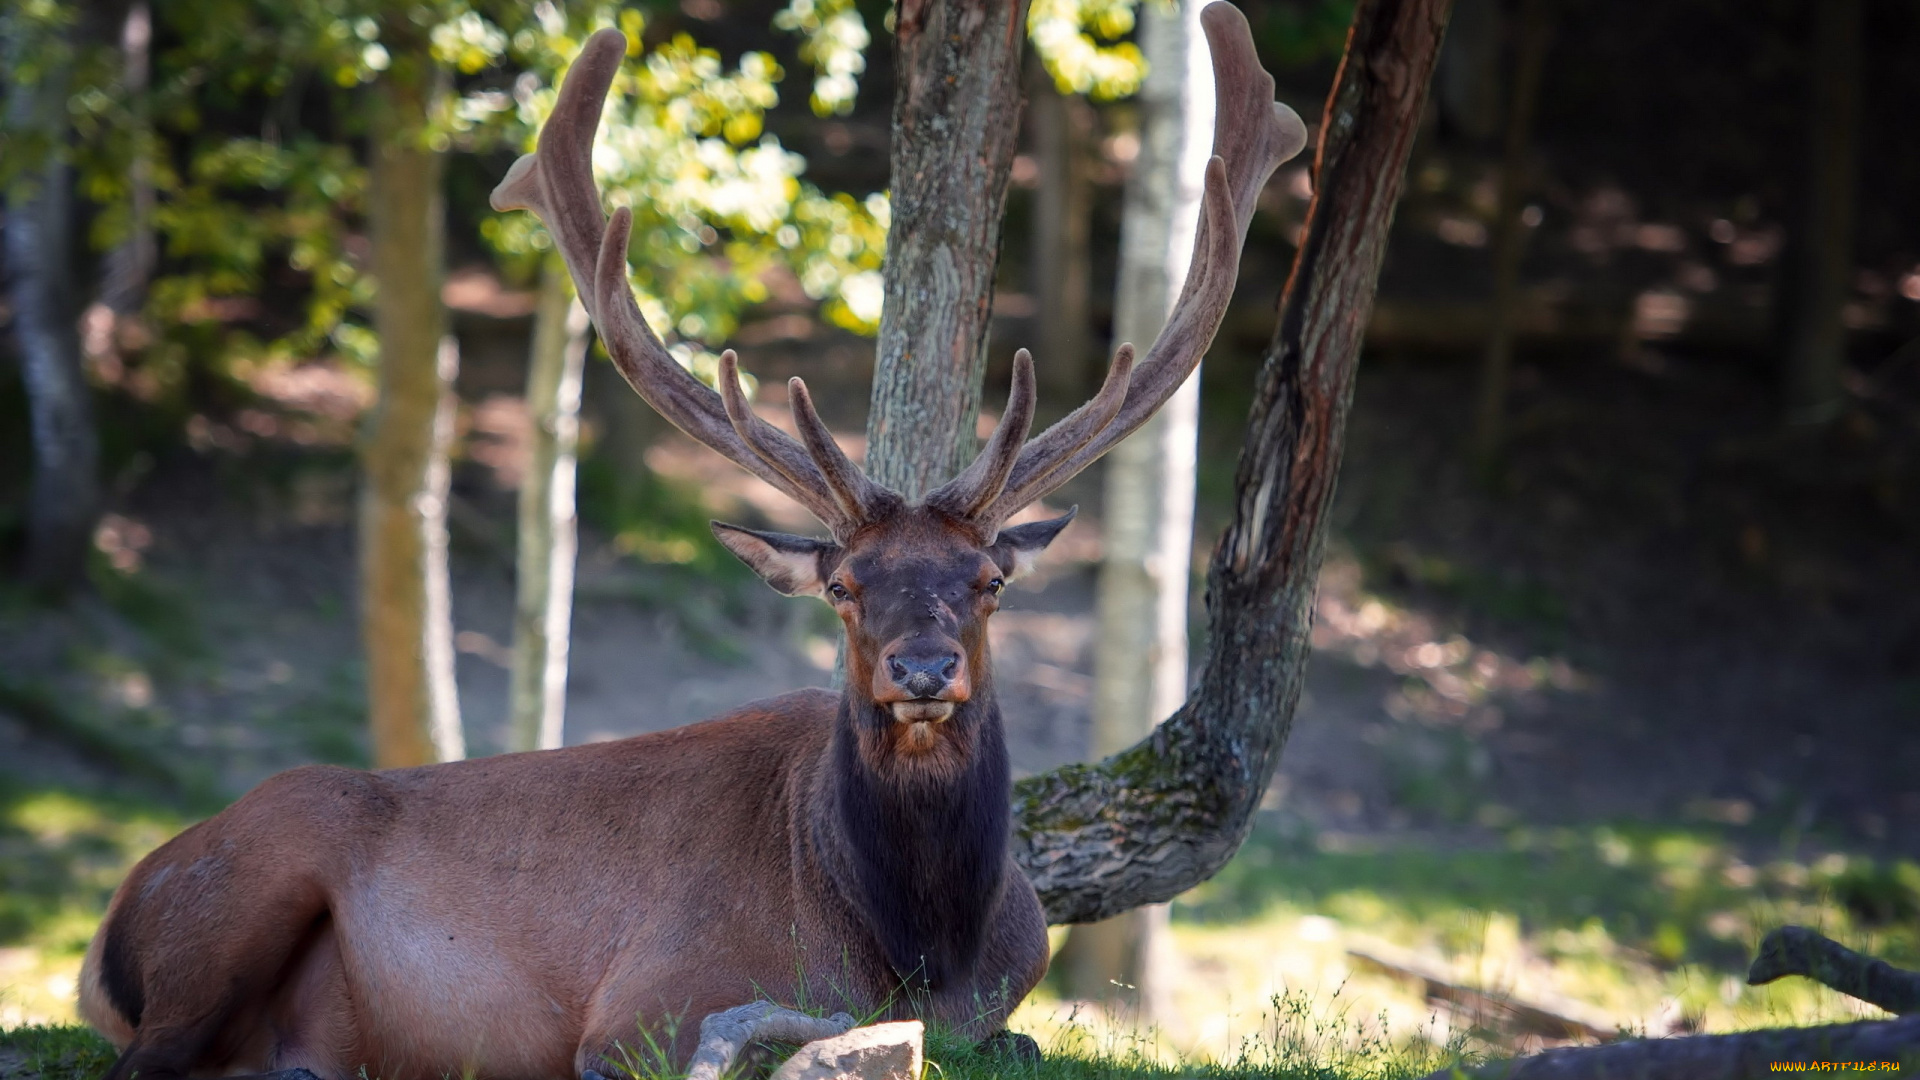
988;507;1077;582
711;522;840;597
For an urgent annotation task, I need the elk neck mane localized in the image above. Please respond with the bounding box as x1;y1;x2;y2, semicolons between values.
816;685;1011;994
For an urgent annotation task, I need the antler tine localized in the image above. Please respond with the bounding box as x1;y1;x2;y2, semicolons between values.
492;28;886;537
787;378;896;527
715;351;860;538
978;1;1308;519
968;344;1133;528
925;349;1038;524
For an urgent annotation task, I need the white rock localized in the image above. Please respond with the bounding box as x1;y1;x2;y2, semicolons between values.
768;1020;925;1080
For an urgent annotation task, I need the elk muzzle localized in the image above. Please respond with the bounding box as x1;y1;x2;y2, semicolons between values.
872;644;970;722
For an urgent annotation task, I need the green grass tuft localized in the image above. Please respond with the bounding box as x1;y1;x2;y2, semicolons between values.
0;1024;117;1080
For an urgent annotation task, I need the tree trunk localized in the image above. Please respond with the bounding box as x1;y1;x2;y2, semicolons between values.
5;17;100;593
99;0;153;318
1783;0;1860;427
1028;59;1095;398
360;49;464;768
508;259;590;753
864;0;1027;498
1468;0;1549;471
1061;0;1214;1013
1012;0;1456;924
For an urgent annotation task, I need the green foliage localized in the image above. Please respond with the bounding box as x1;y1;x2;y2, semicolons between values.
476;3;888;379
774;0;870;116
5;0;888;443
1028;0;1149;100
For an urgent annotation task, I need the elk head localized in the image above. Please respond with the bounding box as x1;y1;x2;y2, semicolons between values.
493;5;1307;758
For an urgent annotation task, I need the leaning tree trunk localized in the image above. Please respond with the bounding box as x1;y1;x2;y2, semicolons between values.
1065;0;1215;1012
1012;0;1456;924
360;43;464;768
507;259;590;753
5;17;100;592
864;0;1027;497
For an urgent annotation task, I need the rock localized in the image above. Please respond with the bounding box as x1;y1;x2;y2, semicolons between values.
769;1020;925;1080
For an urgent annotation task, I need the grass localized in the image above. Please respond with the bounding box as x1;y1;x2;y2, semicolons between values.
0;1024;117;1080
0;1011;1450;1080
0;780;190;1029
1163;819;1918;1048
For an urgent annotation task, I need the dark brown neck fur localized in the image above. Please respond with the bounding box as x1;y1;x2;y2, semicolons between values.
819;684;1010;993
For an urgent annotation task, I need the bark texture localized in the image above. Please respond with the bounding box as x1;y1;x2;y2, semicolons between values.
1783;0;1861;427
1012;0;1456;924
508;261;590;753
1420;1014;1920;1080
865;0;1027;498
360;50;464;767
1066;0;1214;1008
6;19;100;591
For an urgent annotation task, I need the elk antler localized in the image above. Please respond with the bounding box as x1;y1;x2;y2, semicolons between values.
491;30;884;541
496;4;1303;544
954;2;1308;534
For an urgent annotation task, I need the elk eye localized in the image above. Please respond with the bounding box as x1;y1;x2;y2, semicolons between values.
828;582;850;601
986;578;1004;595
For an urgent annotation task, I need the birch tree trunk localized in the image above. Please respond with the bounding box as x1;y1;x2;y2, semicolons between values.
360;47;464;768
5;16;100;593
508;260;590;753
1783;0;1860;427
865;0;1027;497
99;0;154;318
1061;0;1214;1013
1013;0;1457;923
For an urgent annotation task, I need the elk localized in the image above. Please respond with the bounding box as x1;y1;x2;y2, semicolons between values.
76;8;1305;1079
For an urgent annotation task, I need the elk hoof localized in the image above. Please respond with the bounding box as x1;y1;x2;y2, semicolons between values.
976;1030;1040;1062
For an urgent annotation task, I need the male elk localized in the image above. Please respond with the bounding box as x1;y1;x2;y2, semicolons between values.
77;7;1305;1079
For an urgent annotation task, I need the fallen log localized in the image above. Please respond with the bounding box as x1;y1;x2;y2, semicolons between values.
1422;929;1920;1078
1748;926;1920;1017
1345;937;1619;1043
1420;1013;1919;1079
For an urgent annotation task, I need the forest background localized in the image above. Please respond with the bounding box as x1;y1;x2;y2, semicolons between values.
1;0;1918;1072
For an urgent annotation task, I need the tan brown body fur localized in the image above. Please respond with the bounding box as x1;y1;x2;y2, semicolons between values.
81;689;1048;1080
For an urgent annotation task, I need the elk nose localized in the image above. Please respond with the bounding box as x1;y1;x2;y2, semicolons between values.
887;653;958;698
